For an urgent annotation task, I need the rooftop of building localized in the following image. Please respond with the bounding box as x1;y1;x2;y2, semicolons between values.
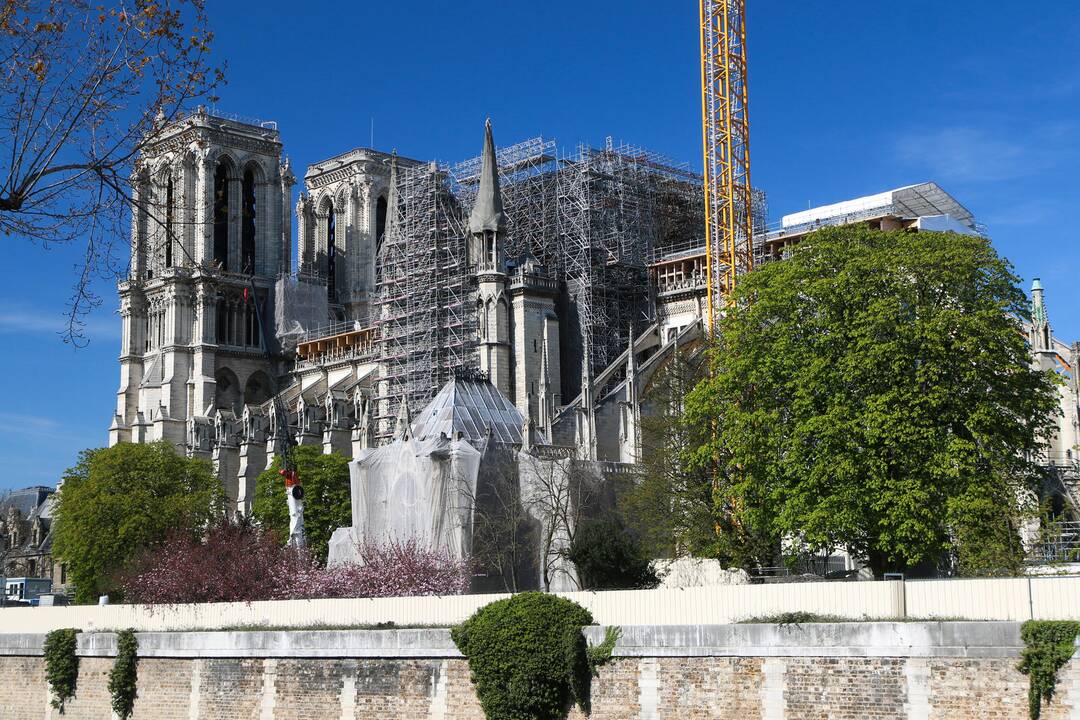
143;107;283;151
410;373;544;447
305;147;425;181
766;182;979;243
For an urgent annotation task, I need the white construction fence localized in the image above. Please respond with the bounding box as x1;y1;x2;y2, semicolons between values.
1;576;1077;634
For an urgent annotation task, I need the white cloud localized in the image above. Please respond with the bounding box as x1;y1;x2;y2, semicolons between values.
893;124;1075;184
0;304;119;341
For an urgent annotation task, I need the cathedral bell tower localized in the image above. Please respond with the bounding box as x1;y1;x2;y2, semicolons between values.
469;120;512;398
110;107;291;514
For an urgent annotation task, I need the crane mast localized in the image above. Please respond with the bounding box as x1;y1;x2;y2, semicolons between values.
700;0;753;332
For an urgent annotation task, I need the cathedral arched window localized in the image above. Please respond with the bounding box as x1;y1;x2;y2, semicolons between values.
241;168;256;274
213;161;230;270
216;297;229;345
164;175;174;268
326;199;337;304
375;194;387;248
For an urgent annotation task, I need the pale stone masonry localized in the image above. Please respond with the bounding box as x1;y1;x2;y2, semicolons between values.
0;623;1077;719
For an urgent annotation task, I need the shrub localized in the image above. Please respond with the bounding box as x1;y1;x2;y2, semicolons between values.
43;628;80;713
566;517;657;590
1018;620;1080;719
452;592;613;720
108;629;138;719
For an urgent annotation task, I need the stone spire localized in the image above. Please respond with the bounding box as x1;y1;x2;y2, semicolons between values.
468;119;505;236
538;336;552;439
577;344;597;461
1031;278;1051;352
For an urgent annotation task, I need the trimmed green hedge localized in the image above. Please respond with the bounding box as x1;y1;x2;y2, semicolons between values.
452;592;616;720
43;628;80;713
1018;620;1080;719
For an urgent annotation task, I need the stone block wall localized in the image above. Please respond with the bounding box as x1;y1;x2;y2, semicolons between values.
0;623;1077;720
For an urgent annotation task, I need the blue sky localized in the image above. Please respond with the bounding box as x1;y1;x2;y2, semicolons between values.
2;1;1079;491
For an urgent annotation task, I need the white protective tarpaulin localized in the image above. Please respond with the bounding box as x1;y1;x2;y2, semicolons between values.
327;435;482;566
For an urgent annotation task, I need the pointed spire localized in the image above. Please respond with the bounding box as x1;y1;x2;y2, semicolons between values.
1032;277;1047;327
626;326;637;382
578;343;597;461
468;119;506;235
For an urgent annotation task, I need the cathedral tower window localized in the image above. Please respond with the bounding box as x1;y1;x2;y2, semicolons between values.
242;168;256;274
326;199;337;303
213;162;230;270
164;176;174;268
376;194;388;248
216;298;229;345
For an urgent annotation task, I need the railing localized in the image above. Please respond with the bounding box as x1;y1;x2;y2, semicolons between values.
297;320;368;345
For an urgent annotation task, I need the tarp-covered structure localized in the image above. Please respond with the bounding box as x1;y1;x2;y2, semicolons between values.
328;374;586;591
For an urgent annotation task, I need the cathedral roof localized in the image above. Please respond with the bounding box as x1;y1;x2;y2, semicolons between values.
467;119;506;235
410;374;543;446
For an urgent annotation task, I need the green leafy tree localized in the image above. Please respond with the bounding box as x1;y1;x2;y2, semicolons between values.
685;227;1060;577
53;441;224;604
619;344;720;559
252;446;351;564
565;517;657;590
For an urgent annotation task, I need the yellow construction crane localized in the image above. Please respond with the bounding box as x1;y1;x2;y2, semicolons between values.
699;0;753;332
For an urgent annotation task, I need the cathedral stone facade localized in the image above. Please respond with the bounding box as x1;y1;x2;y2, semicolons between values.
108;110;1078;556
109;112;676;517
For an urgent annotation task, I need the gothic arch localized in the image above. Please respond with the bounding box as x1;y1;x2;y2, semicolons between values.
496;296;509;338
212;155;237;269
375;193;388;250
210;152;238;177
240;159;265;275
214;367;242;413
240;157;267;183
244;370;273;406
314;191;333;217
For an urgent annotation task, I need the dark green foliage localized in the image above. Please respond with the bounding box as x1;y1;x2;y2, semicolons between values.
53;442;225;603
43;628;80;713
451;593;597;720
108;629;138;719
621;345;719;559
685;228;1061;576
1018;620;1080;719
253;446;351;564
566;517;657;590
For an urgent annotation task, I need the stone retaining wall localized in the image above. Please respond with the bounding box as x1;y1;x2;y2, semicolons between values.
0;623;1077;719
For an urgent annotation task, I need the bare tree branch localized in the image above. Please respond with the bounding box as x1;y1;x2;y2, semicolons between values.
0;0;224;345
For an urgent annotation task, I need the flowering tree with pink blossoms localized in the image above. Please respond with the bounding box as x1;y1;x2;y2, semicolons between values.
120;521;470;604
279;539;471;599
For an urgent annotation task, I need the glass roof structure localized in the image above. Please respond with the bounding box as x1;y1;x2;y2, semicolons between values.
410;376;546;446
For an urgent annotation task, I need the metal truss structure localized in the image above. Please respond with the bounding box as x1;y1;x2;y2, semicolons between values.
371;134;762;440
700;0;754;330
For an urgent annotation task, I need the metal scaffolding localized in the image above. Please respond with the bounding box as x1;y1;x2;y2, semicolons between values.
371;134;764;441
374;159;474;442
